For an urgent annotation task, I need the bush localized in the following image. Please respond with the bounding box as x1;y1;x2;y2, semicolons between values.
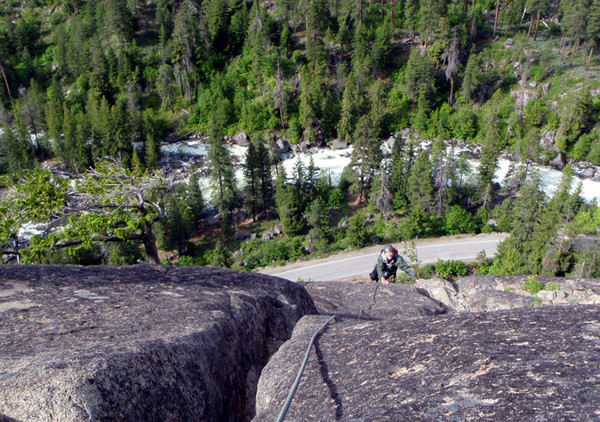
345;213;370;248
435;259;468;279
444;205;477;235
523;275;543;294
177;255;208;266
449;107;478;140
241;236;307;269
419;264;436;279
328;188;347;209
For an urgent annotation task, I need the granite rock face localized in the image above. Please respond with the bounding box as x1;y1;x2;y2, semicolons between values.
300;281;446;320
254;305;600;421
0;265;316;422
417;275;600;312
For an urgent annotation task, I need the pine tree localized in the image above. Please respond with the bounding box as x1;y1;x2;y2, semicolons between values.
45;80;64;143
478;116;503;208
407;150;434;214
337;72;359;143
404;48;435;102
299;65;317;142
206;0;230;55
161;193;192;254
307;198;330;252
228;0;249;56
0;120;33;173
143;110;162;170
430;139;452;216
171;0;205;103
371;22;392;73
390;133;418;211
211;240;232;268
351;115;382;203
187;171;205;228
244;141;260;220
462;48;479;105
587;0;600;69
419;0;447;46
369;80;387;139
256;141;275;215
345;212;370;248
207;125;237;219
131;147;145;176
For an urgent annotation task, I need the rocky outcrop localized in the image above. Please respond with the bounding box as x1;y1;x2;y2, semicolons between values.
511;88;540;111
254;305;600;421
4;266;600;422
417;275;600;312
0;265;316;422
301;281;446;320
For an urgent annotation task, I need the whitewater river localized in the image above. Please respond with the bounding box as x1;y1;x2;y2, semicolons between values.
161;140;600;203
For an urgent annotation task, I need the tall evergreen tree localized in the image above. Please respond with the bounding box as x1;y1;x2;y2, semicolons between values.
407;150;434;214
207;125;237;219
461;47;479;105
244;141;260;220
187;171;205;228
351;114;382;203
337;72;359;142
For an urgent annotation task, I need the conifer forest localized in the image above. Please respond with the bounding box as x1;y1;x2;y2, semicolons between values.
0;0;599;278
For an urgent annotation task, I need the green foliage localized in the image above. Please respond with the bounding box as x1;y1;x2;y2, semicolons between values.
523;275;543;294
211;240;232;268
107;241;144;265
435;259;468;279
345;213;370;248
1;0;599;271
242;236;306;269
444;205;476;235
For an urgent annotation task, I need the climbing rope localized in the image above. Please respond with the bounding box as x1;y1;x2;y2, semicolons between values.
275;315;336;422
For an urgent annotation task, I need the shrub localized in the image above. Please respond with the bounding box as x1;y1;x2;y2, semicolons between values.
328;188;347;209
177;255;207;266
523;275;543;294
419;264;435;279
444;205;476;235
544;281;560;291
435;259;468;279
345;213;370;248
449;107;478;140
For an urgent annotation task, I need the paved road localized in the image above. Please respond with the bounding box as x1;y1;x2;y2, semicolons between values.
259;233;508;282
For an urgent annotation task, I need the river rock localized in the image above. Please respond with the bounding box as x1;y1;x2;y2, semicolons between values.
233;130;250;146
253;305;600;421
273;138;293;160
0;265;316;422
330;139;348;150
300;282;446;320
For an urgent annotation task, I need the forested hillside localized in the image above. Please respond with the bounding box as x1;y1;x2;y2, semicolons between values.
0;0;599;278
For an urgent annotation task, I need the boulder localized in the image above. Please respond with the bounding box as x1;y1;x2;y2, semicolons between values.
511;88;541;111
233;131;250;147
273;138;294;160
549;150;566;169
0;265;316;422
330;139;348;150
415;278;461;310
254;305;600;421
300;282;446;320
